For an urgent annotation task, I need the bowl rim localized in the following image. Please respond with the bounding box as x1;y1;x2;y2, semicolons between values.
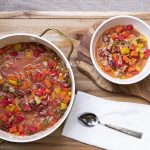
90;15;150;84
0;33;75;142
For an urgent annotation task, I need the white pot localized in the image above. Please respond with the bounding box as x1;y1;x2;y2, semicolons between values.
0;29;75;142
90;15;150;84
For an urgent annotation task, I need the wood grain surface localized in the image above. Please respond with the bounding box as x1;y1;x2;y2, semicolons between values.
0;11;149;150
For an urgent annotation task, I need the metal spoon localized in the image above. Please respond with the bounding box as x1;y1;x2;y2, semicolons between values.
78;112;143;139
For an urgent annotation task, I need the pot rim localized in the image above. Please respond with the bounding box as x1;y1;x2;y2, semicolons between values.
0;33;75;142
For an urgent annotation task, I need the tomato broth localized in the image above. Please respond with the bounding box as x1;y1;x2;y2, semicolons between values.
0;42;72;136
95;24;150;79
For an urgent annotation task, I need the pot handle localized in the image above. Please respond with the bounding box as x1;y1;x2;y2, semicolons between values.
40;28;74;60
0;29;73;145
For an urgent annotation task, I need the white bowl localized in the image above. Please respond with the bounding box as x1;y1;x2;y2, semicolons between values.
0;33;75;142
90;15;150;84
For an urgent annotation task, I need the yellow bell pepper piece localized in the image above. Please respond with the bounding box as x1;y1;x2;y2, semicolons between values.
136;43;143;52
14;43;21;51
59;73;63;76
25;51;33;58
61;103;67;110
59;73;63;80
68;91;72;97
140;34;147;42
139;53;144;59
8;79;17;86
51;93;56;99
136;64;142;72
6;104;16;112
120;46;130;54
55;88;61;94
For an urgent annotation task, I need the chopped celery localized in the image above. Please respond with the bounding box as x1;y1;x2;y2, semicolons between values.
34;96;41;105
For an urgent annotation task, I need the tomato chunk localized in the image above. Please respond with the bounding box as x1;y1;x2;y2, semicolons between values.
48;60;55;69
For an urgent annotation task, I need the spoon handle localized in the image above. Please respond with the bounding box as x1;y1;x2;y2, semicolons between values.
104;123;143;139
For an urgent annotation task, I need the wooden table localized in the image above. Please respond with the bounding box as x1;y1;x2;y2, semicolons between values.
0;11;149;150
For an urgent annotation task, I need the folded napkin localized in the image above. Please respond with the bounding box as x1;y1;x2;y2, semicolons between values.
62;91;150;150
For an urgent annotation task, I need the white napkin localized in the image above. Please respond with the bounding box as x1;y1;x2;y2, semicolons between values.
62;91;150;150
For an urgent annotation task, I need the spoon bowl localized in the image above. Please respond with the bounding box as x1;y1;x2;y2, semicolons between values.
78;112;143;139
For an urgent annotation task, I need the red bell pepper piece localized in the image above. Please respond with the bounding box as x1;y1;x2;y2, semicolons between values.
126;24;133;30
36;47;45;53
144;49;150;58
61;83;70;88
5;112;12;118
10;51;18;56
50;100;59;107
114;34;125;41
27;125;37;134
36;88;46;96
14;115;25;124
36;71;45;80
50;70;59;77
0;49;4;54
0;98;10;107
22;103;31;112
33;49;41;57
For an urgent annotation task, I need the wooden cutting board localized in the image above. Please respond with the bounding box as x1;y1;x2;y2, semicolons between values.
0;11;149;150
72;21;150;102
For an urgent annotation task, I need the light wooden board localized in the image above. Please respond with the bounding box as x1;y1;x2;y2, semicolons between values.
73;21;150;101
0;11;149;150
